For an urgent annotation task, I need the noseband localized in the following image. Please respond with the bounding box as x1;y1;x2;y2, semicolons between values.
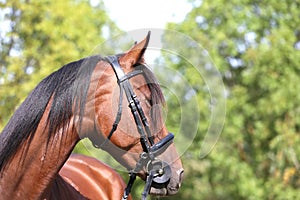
104;56;174;200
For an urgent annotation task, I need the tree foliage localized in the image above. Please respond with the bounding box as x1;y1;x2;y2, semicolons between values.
0;0;118;129
165;0;300;199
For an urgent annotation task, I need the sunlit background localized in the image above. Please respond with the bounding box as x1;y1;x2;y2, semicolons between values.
1;0;300;199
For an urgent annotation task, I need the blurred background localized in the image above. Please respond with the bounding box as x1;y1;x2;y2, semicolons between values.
1;0;300;199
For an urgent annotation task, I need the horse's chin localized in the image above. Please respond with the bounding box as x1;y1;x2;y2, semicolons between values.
149;187;167;196
149;186;179;196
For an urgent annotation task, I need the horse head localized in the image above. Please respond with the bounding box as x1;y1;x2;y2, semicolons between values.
85;32;184;197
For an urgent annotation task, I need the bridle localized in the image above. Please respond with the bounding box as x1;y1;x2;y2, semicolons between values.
104;55;175;200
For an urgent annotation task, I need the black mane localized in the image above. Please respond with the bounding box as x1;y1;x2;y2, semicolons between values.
0;55;101;171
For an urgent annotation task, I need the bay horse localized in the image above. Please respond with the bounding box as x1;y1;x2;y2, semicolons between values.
0;32;184;199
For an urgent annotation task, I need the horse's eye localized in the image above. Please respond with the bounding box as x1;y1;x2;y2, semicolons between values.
142;98;152;107
148;99;153;106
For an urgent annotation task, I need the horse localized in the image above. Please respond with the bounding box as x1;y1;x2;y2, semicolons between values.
59;154;131;200
0;32;184;199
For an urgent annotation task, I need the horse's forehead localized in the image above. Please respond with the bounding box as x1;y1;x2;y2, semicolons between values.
131;75;150;91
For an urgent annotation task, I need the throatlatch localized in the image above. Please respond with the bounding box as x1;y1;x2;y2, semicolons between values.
104;55;174;200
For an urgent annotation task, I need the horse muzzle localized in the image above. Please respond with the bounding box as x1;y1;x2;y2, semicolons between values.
149;166;184;196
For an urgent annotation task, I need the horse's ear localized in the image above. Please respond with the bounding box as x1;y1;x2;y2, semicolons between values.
119;31;150;69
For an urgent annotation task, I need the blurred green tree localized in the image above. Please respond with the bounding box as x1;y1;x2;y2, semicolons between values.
0;0;119;130
163;0;300;199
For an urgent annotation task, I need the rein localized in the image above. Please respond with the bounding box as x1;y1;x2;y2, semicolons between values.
105;56;174;200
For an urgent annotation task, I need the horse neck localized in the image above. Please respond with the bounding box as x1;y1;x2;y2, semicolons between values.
0;102;80;199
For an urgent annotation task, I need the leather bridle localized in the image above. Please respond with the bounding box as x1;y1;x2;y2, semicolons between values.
104;55;174;200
